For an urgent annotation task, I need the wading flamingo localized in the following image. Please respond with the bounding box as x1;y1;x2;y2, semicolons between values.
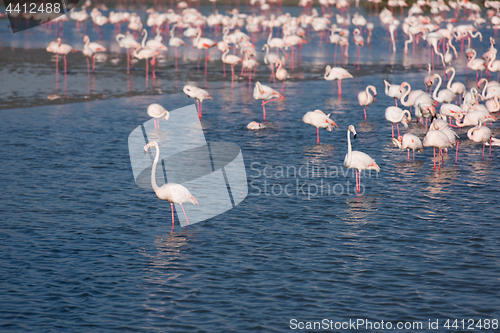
147;104;170;130
385;106;411;138
325;66;353;97
302;110;338;144
392;133;423;161
344;125;380;193
357;85;377;120
253;81;283;122
143;141;199;229
183;85;212;118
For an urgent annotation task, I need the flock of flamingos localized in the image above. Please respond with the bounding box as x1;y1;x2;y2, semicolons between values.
40;0;500;224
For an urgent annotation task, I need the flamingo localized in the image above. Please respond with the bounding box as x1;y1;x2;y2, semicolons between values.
275;57;288;94
183;85;212;118
385;106;411;138
116;32;140;74
422;129;453;170
262;43;280;84
446;67;466;103
302;110;338;144
467;49;486;81
193;27;217;75
133;30;161;83
169;24;186;71
143;141;199;229
431;73;455;104
357;85;377;120
455;110;497;127
222;48;242;89
147;104;170;130
468;120;495;157
253;81;284;122
247;121;265;130
440;103;464;125
344;125;380;193
324;66;353;97
352;28;364;65
399;82;426;115
384;80;406;106
83;35;106;74
429;118;460;164
424;63;434;93
487;49;500;81
47;38;76;76
392;133;423;161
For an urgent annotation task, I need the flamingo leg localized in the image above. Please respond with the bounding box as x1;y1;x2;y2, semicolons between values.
397;123;400;137
363;106;367;120
316;127;320;144
171;203;175;229
483;142;485;158
231;65;235;89
407;149;410;161
455;140;459;163
200;101;203;118
180;204;190;225
391;123;394;138
433;148;436;169
262;102;266;122
92;55;95;73
490;138;492;156
197;100;200;118
338;80;341;96
413;149;415;160
126;48;130;75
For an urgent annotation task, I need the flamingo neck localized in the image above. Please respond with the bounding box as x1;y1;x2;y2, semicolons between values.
447;68;455;90
401;84;412;106
141;30;147;49
346;129;352;166
432;75;442;100
151;146;160;191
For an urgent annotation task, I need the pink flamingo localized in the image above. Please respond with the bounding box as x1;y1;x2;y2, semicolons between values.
116;32;140;74
357;85;377;120
83;35;107;74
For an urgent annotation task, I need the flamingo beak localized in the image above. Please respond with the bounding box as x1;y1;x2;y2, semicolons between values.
332;121;338;128
143;144;150;154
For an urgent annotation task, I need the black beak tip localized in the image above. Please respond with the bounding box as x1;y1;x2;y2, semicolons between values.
353;134;357;139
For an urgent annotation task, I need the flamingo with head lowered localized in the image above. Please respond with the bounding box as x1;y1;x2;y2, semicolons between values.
302;110;338;144
392;133;423;161
183;85;212;118
147;104;170;130
143;141;199;230
357;85;377;120
253;81;283;122
344;125;380;193
385;106;411;138
325;66;353;97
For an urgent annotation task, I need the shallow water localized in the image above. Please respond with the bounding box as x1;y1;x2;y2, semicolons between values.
1;3;500;333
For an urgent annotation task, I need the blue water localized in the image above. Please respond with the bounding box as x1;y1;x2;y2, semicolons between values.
1;3;500;333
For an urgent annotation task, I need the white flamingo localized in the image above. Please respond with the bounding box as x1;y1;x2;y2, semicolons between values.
324;66;353;96
302;110;338;144
392;133;423;160
253;81;283;122
344;125;380;193
183;85;212;118
385;106;411;138
147;104;170;130
143;141;199;229
357;85;377;120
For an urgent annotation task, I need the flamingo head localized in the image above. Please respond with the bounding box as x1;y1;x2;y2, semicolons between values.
57;38;62;45
348;125;357;138
325;65;332;75
325;114;338;131
391;136;403;149
143;140;158;154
